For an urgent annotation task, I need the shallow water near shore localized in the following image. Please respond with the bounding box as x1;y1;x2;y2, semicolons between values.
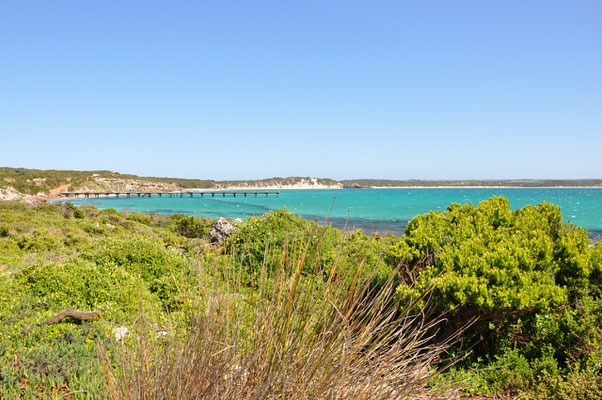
57;188;602;240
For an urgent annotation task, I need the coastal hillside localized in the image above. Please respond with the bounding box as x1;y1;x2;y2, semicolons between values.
0;168;341;203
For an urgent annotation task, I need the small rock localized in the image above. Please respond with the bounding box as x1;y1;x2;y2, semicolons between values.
93;222;100;228
156;330;168;338
113;326;128;341
210;217;237;244
106;223;115;228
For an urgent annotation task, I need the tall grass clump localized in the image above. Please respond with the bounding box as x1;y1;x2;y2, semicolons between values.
99;227;465;399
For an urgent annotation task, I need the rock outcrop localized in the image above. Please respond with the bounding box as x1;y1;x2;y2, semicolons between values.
0;187;45;205
209;217;241;244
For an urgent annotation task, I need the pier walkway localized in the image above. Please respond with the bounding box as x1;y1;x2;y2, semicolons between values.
59;191;280;198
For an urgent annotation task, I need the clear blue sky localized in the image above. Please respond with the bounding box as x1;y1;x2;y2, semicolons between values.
1;1;601;180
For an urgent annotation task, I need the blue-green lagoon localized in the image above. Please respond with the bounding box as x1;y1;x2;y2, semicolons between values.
59;188;602;239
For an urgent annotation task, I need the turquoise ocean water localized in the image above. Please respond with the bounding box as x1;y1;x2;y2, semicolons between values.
59;188;602;239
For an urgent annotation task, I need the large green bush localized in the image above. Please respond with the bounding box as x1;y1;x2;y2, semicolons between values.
83;236;192;307
390;196;601;397
227;210;326;275
393;197;590;326
171;215;213;238
227;210;395;285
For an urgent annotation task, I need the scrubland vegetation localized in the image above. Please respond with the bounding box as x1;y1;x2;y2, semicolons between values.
0;197;600;399
0;168;339;195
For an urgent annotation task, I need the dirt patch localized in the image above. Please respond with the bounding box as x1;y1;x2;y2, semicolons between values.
49;183;72;195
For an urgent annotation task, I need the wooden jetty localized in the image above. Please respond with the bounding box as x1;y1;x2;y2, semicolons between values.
59;191;279;198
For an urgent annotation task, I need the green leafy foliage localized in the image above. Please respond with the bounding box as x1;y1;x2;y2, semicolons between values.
125;212;152;225
590;242;602;298
393;197;588;322
389;196;602;398
0;201;203;397
227;209;396;286
83;236;191;306
171;215;213;238
227;209;317;273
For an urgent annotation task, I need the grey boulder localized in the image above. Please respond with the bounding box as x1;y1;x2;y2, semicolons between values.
210;217;238;244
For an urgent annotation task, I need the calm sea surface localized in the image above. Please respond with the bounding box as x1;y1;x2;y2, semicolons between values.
59;188;602;239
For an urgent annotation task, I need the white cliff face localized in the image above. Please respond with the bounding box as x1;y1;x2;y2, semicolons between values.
215;178;342;190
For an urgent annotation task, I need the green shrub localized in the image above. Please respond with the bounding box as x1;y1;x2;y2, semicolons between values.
59;201;85;219
126;213;152;225
394;198;588;330
227;210;344;278
82;223;105;236
16;228;65;252
83;236;191;306
590;242;602;298
172;215;213;238
73;207;85;219
0;203;199;398
61;201;76;218
16;260;155;315
227;210;316;271
524;360;602;400
226;210;398;295
390;196;601;397
0;223;9;237
528;296;602;366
